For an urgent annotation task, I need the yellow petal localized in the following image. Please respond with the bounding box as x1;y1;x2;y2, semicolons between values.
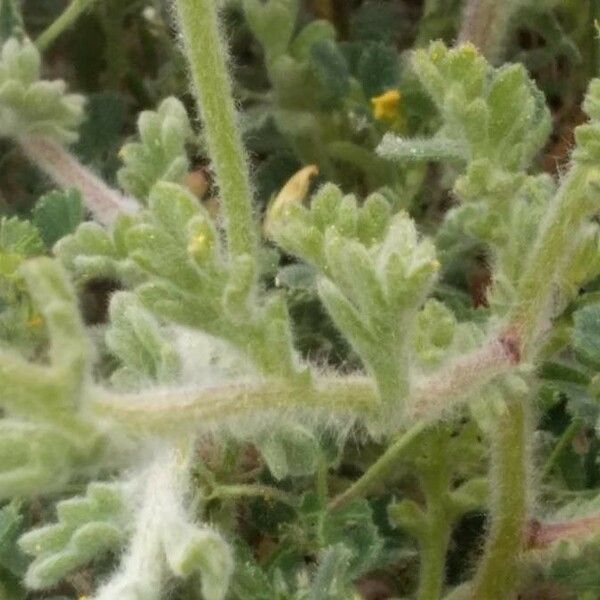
371;89;402;122
264;165;318;236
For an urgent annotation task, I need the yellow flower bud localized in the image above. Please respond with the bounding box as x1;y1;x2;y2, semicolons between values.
264;165;318;236
371;89;402;123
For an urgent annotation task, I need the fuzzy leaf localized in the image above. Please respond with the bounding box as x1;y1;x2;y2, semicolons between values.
356;42;399;98
0;216;43;258
0;502;27;577
0;37;84;142
106;292;181;388
19;483;128;590
118;97;193;202
55;216;143;284
243;0;298;59
321;499;383;574
163;524;233;600
257;423;319;480
33;189;84;247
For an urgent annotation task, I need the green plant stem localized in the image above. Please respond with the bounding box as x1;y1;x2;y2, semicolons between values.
94;335;515;436
207;483;294;505
457;0;520;63
542;419;582;480
417;435;454;600
470;396;530;600
93;377;379;432
35;0;98;52
174;0;257;260
418;499;451;600
328;421;428;510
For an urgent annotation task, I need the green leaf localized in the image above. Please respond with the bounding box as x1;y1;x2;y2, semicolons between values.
573;304;600;369
163;524;233;600
19;483;128;590
309;39;350;109
0;37;84;142
56;217;143;284
33;189;84;247
0;502;27;577
118;97;192;202
257;423;319;480
290;20;336;61
75;92;126;171
106;292;181;388
321;499;382;574
356;42;399;98
243;0;298;59
309;544;355;600
0;217;44;258
0;0;23;43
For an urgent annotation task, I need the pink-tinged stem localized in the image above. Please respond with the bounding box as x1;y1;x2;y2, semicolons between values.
19;135;140;225
528;513;600;549
408;327;521;421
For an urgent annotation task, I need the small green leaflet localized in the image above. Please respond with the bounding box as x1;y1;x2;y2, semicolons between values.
33;189;85;248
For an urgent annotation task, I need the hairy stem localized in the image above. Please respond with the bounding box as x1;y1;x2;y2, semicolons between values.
457;0;520;63
92;377;379;432
94;332;518;435
207;483;294;505
35;0;98;52
528;512;600;549
328;421;428;509
173;0;257;259
19;136;139;225
408;330;519;421
418;494;451;600
470;396;530;600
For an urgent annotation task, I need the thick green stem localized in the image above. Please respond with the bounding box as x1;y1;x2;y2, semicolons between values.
416;432;454;600
418;509;451;600
35;0;97;52
174;0;258;259
470;397;530;600
93;377;379;433
328;421;428;509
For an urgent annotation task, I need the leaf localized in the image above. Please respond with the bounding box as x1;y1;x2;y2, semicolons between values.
309;544;355;600
33;189;84;247
0;37;84;142
0;217;43;258
321;499;383;574
243;0;298;59
106;292;180;387
309;39;351;109
0;502;27;577
163;524;233;600
74;92;126;173
19;483;128;590
356;42;399;98
257;423;320;480
573;304;600;369
0;0;23;43
118;97;192;202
